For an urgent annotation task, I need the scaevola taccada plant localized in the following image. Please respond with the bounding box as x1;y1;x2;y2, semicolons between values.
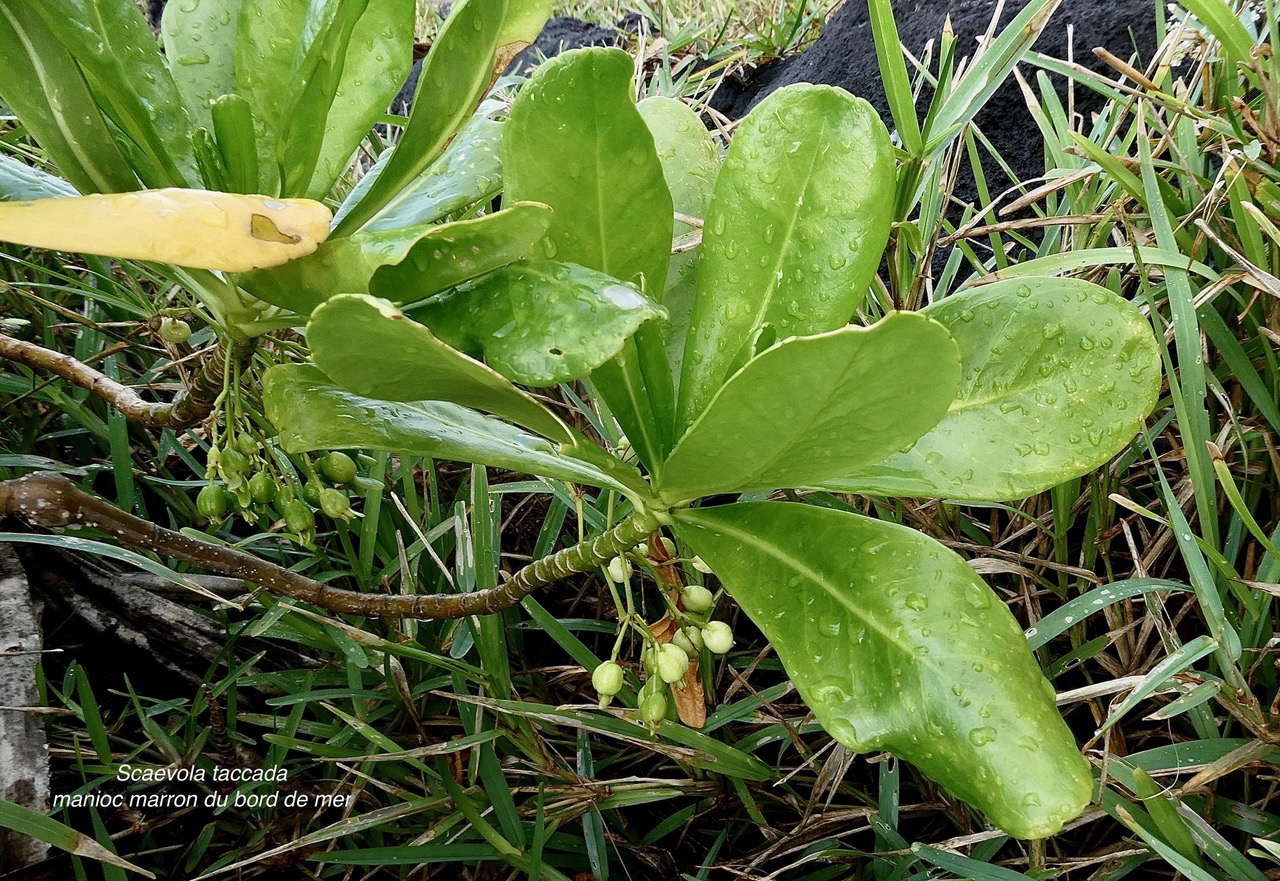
263;46;1162;838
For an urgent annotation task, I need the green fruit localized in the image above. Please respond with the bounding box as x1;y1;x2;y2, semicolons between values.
319;488;351;519
702;621;735;654
282;499;315;534
234;434;259;456
158;316;191;343
196;484;228;519
301;480;323;506
681;584;714;612
672;628;699;657
605;556;631;582
248;472;275;504
220;448;250;476
640;691;668;724
319;451;357;484
592;661;624;697
656;643;690;683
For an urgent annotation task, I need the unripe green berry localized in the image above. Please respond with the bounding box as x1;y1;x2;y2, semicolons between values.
319;487;351;519
234;434;259;457
640;691;667;724
655;537;676;558
220;448;249;477
682;625;704;652
681;584;714;613
656;643;689;683
592;661;624;697
249;472;275;504
691;555;712;574
672;628;698;658
301;479;323;506
319;451;357;484
196;484;228;519
158;316;191;343
605;555;631;582
702;621;734;654
282;499;315;534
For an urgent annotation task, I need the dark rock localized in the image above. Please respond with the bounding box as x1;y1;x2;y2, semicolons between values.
711;0;1158;207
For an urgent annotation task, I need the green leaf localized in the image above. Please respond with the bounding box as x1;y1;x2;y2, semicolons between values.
303;0;415;198
637;95;720;385
672;502;1094;839
504;47;676;469
333;110;504;234
234;0;308;194
241;202;551;315
32;0;200;188
657;312;959;501
677;83;895;431
264;364;623;491
0;800;155;877
161;0;241;130
820;278;1161;500
0;155;78;201
0;2;138;194
333;0;533;233
306;293;571;442
408;259;665;386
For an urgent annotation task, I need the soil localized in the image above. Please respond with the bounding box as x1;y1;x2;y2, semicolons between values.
712;0;1159;208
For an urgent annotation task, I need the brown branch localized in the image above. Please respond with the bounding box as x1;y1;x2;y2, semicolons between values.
0;334;241;430
0;472;658;620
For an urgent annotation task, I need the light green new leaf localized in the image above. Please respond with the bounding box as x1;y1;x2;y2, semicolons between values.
672;502;1093;839
0;156;78;201
637;95;720;385
677;83;894;431
241;202;551;315
33;0;200;188
264;364;622;491
409;260;665;386
333;111;504;234
0;2;138;194
306;293;570;442
657;312;959;501
334;0;549;233
505;47;676;468
161;0;241;130
302;0;414;198
820;278;1161;500
234;0;307;194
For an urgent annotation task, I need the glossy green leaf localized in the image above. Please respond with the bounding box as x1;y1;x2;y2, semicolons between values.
275;0;376;195
33;0;200;188
234;0;307;194
637;95;720;385
0;155;78;201
657;312;959;501
303;0;413;197
306;293;571;442
0;2;138;194
161;0;241;130
264;364;622;491
505;47;676;469
677;84;895;431
333;0;546;233
333;110;504;234
672;502;1093;839
409;260;665;386
241;202;551;315
820;278;1162;500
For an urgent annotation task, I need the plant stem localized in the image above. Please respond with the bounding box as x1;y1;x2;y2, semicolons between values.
0;472;659;620
0;334;246;430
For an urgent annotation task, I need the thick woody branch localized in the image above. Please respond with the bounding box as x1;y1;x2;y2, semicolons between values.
0;334;241;430
0;472;658;620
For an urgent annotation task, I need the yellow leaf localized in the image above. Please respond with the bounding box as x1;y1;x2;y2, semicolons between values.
0;188;331;271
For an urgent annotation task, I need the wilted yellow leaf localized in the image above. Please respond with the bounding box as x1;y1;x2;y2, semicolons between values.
0;188;331;272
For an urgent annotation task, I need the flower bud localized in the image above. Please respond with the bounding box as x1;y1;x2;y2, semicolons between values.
702;621;735;654
158;316;191;343
640;691;668;723
656;643;689;683
681;584;714;612
592;661;624;697
605;555;631;583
